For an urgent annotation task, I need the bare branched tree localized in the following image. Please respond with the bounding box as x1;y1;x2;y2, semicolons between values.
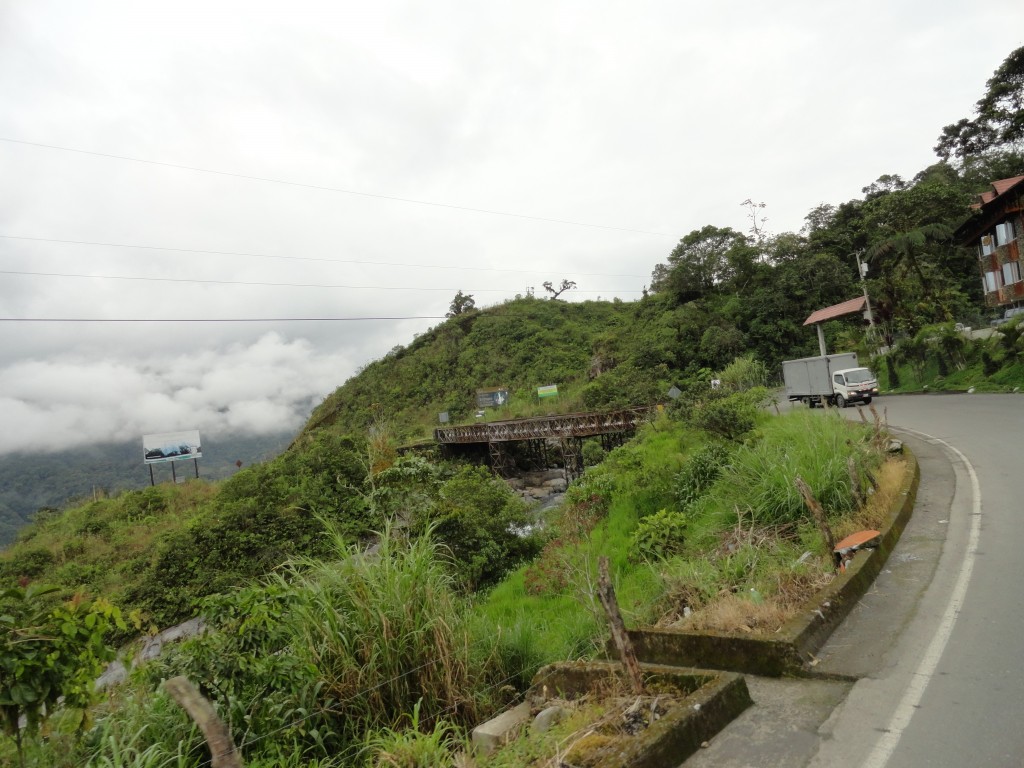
542;279;577;300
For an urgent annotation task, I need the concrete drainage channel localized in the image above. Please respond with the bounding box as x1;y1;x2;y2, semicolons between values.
471;449;920;767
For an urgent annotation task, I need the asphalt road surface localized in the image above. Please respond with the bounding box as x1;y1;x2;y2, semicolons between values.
685;393;1024;768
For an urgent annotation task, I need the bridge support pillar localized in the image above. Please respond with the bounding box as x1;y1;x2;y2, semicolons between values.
488;441;514;478
560;437;584;484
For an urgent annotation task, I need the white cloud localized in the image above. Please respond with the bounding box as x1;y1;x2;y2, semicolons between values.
0;334;349;453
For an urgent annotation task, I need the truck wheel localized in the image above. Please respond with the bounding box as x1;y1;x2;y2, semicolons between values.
863;397;872;406
807;398;816;409
836;394;847;409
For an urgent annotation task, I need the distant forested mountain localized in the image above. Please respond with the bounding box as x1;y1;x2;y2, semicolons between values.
0;431;292;547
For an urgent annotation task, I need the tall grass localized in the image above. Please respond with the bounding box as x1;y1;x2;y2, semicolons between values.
282;524;477;744
361;700;462;768
694;409;879;533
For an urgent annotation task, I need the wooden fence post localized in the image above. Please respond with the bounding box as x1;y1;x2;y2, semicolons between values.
597;556;645;696
164;676;244;768
847;456;864;510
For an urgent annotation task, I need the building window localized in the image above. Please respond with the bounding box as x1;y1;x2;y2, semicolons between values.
996;221;1017;247
981;235;996;255
986;270;1004;293
1003;260;1022;285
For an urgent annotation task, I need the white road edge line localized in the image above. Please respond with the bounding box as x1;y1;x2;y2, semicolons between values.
862;426;982;768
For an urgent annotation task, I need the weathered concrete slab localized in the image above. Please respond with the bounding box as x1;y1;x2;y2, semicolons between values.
527;661;752;768
472;701;531;754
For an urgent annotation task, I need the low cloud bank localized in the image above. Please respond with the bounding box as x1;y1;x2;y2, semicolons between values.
0;333;352;455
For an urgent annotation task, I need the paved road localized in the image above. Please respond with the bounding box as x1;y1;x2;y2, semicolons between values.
685;393;1024;768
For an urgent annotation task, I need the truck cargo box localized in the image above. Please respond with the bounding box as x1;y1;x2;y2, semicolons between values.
782;353;858;398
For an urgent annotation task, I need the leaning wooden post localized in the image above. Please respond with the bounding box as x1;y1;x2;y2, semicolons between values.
597;556;645;696
847;456;864;510
795;476;837;567
164;676;243;768
868;404;883;446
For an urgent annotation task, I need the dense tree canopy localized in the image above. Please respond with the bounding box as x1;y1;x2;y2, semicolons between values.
936;46;1024;161
650;225;754;302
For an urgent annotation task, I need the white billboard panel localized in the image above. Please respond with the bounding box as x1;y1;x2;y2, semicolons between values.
143;429;202;465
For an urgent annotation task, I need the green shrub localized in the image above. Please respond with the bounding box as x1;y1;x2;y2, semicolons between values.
76;516;111;539
0;546;54;581
629;508;688;562
578;363;664;410
673;443;732;510
143;582;331;761
717;354;768;391
116;486;169;522
581;440;606;467
982;349;1001;376
688;389;768;441
415;466;542;592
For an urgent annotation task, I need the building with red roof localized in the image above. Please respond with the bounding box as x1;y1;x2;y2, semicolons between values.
957;175;1024;309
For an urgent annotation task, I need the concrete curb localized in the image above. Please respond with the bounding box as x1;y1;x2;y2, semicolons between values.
620;446;921;677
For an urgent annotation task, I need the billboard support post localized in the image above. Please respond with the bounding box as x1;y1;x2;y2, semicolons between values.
149;465;155;487
194;459;199;479
171;462;177;484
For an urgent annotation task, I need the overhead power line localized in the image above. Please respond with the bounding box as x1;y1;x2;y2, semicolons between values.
0;137;675;237
0;268;640;294
0;316;447;323
0;234;649;279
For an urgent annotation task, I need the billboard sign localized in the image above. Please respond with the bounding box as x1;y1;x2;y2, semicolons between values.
476;387;509;408
537;384;558;399
143;429;202;465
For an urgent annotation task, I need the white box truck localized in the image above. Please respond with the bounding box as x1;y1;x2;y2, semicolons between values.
782;353;879;408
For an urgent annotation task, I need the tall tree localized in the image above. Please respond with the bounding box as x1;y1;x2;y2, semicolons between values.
862;178;972;334
935;46;1024;161
542;279;577;300
650;225;752;302
446;291;475;317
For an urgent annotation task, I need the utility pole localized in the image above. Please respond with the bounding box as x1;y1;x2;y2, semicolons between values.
855;251;876;337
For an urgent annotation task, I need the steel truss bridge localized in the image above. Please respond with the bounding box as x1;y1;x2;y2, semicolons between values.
433;407;654;482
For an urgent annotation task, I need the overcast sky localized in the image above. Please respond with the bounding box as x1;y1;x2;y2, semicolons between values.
0;1;1021;455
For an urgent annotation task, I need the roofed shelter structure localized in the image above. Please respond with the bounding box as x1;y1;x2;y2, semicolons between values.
803;296;868;356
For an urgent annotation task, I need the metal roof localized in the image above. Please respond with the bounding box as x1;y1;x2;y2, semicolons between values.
976;175;1024;206
803;296;867;326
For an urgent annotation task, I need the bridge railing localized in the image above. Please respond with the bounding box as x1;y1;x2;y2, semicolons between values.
433;406;654;444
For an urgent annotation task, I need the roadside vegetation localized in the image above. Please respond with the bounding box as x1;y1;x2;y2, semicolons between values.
868;318;1024;393
2;381;893;767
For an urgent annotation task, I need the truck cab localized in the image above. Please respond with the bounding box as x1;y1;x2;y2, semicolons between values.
830;367;879;408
